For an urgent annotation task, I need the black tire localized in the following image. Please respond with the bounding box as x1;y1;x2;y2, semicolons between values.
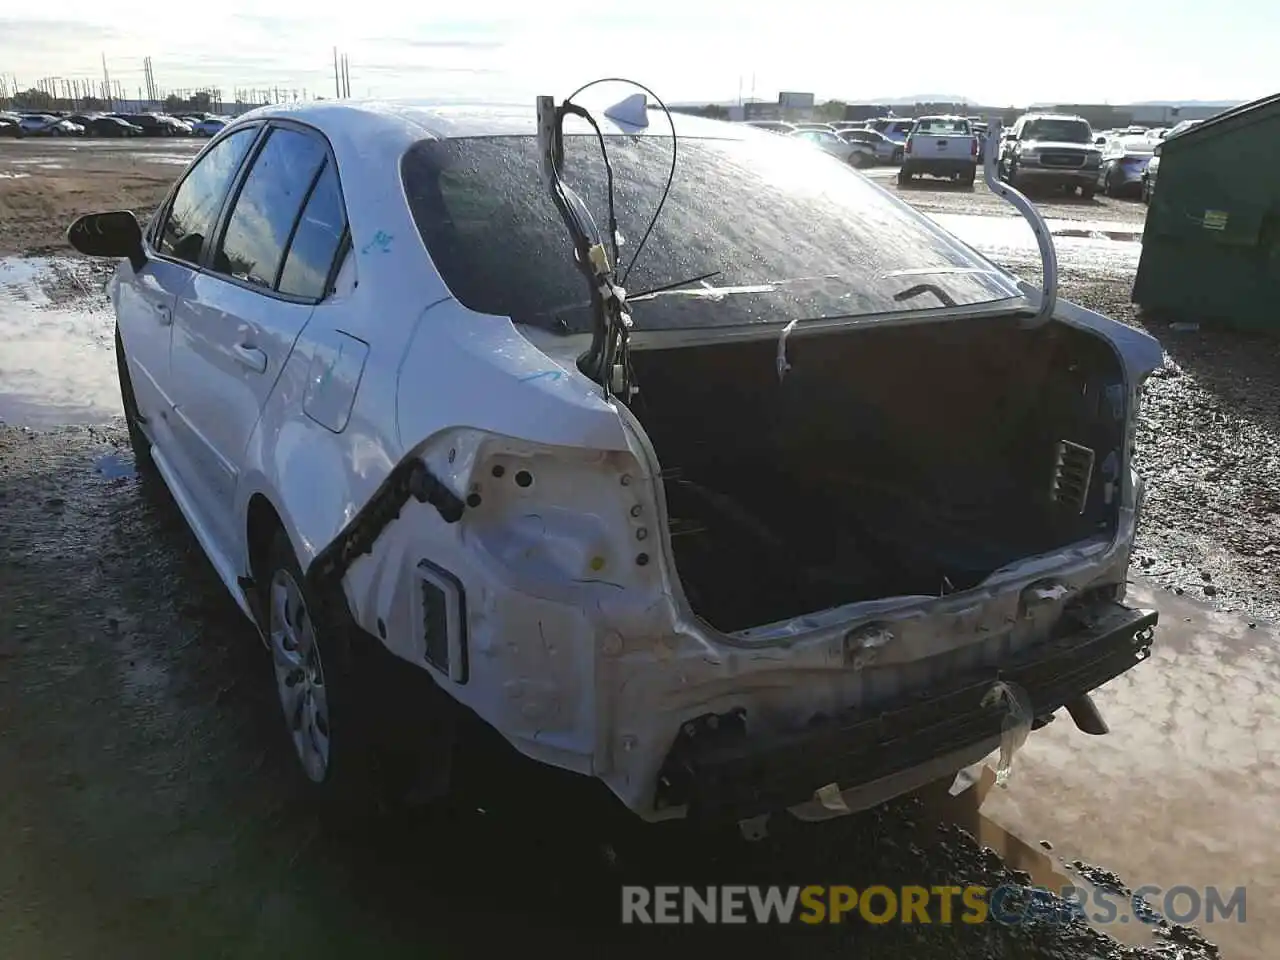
961;168;976;187
848;152;869;169
115;326;156;472
1006;160;1019;188
1081;185;1097;200
1141;179;1150;204
260;529;460;823
1102;168;1115;198
262;528;384;820
897;169;912;185
892;148;904;164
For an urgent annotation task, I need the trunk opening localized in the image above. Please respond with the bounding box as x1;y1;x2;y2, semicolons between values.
629;315;1127;633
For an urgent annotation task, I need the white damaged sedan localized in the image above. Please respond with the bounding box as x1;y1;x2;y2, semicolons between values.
68;93;1162;825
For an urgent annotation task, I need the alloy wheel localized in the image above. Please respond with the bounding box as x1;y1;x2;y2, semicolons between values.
270;569;331;783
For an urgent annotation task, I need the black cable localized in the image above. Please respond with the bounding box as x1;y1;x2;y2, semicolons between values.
562;77;677;286
558;103;619;270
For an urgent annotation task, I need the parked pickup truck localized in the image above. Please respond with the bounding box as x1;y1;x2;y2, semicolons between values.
999;113;1103;198
898;116;978;186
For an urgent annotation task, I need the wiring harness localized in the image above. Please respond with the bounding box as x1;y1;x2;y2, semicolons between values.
536;78;676;405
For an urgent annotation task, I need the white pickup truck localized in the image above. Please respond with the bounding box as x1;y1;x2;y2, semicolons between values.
898;115;979;186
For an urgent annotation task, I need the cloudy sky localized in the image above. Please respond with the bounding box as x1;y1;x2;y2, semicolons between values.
0;2;1272;106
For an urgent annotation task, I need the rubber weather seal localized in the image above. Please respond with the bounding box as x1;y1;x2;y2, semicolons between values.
306;457;465;595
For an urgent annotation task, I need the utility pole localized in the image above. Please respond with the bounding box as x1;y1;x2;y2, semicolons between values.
333;47;340;98
343;54;350;98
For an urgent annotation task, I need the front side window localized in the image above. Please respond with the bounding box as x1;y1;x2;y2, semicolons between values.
213;127;327;289
158;127;257;265
402;134;1022;336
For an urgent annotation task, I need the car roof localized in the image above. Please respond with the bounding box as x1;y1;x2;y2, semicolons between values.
1021;113;1089;122
238;99;755;145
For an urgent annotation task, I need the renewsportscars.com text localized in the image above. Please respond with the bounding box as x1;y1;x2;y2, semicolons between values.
621;884;1247;926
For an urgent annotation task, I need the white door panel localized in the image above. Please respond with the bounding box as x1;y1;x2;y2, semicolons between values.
169;276;315;545
113;259;190;425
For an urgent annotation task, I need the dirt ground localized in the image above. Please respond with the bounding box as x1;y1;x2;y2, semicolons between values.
0;139;197;255
1;138;1269;959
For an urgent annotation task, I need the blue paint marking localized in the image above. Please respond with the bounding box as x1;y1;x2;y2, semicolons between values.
518;370;564;383
360;230;394;255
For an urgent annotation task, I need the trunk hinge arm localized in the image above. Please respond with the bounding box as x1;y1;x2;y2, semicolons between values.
535;94;635;403
983;117;1058;328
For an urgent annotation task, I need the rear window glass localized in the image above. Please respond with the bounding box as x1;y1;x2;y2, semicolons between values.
401;135;1020;335
913;118;971;135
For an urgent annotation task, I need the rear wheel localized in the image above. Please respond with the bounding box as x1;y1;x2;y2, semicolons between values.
261;527;461;821
1005;160;1019;188
264;529;384;819
1081;185;1097;200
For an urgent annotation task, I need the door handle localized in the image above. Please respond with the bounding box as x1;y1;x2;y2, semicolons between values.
152;301;172;326
232;342;268;373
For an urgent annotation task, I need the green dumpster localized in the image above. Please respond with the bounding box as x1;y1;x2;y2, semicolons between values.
1132;92;1280;333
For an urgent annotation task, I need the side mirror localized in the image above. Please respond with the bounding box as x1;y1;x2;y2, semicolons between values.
66;211;146;271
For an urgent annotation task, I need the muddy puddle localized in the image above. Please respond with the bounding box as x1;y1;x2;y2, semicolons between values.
0;256;120;426
126;153;196;166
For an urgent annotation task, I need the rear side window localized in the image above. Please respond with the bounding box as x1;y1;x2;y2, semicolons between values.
278;160;347;299
157;127;257;265
213;126;327;289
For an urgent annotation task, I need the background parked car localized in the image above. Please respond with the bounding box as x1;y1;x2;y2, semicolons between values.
839;127;904;164
745;120;796;135
999;113;1101;197
76;115;145;137
1097;135;1158;198
0;116;21;138
866;117;917;144
1162;118;1203;139
898;115;979;186
112;113;191;136
18;114;59;135
21;115;83;136
790;127;877;166
192;117;230;137
1141;152;1160;204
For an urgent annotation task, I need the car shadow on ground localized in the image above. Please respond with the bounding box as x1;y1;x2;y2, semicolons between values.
2;425;1198;960
0;427;1218;960
894;178;976;192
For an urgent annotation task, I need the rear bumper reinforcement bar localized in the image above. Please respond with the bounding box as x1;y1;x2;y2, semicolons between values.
654;602;1157;821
